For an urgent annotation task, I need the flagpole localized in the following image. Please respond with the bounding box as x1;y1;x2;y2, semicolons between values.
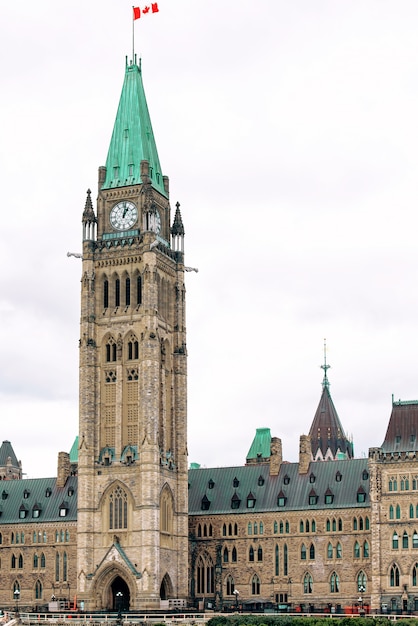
132;6;135;63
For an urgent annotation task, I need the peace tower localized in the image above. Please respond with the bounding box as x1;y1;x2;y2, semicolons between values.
76;57;188;611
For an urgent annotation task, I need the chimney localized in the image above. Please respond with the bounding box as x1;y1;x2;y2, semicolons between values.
299;434;311;474
57;452;71;488
270;437;282;475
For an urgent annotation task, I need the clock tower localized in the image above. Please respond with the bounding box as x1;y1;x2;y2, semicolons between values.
77;58;188;611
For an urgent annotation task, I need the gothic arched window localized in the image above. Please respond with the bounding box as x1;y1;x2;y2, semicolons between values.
390;564;400;587
196;554;214;595
109;485;128;530
304;573;313;594
35;580;43;600
251;574;260;595
330;572;340;593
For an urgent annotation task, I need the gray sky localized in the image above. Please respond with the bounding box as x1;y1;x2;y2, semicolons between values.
1;1;418;478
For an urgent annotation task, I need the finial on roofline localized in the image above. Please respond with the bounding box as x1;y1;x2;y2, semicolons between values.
321;338;330;390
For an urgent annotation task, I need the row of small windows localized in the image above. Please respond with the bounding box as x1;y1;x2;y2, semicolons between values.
222;523;238;537
198;517;369;539
388;475;418;492
9;551;68;575
248;522;264;535
389;504;418;519
300;541;369;560
4;530;70;545
392;531;418;549
103;276;142;310
197;523;213;538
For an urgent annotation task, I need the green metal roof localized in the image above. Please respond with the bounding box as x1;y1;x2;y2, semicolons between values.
102;59;167;197
0;476;77;525
246;427;271;462
69;436;79;464
188;458;370;515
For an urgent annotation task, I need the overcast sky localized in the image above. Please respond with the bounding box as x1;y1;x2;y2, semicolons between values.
1;1;418;478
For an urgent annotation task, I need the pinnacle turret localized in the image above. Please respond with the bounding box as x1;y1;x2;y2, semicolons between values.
308;349;354;461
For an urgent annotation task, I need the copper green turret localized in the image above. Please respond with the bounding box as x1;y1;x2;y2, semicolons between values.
102;57;167;197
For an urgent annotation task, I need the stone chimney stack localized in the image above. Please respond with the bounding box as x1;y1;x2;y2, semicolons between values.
269;437;283;475
57;452;71;488
299;434;311;474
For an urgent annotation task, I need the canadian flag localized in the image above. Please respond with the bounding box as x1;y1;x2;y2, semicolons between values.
133;3;159;20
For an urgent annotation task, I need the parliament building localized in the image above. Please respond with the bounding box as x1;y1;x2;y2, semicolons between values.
0;57;418;616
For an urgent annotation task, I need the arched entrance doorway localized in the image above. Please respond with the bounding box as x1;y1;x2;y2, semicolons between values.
111;577;130;611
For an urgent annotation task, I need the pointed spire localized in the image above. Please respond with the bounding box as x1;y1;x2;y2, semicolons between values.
82;189;96;223
171;201;185;253
102;59;166;197
171;201;185;236
308;344;354;460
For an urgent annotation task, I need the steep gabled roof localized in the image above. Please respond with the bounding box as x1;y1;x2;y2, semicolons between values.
102;59;166;197
381;399;418;453
308;358;353;460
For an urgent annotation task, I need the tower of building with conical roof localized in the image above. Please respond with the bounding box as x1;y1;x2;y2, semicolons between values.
308;348;354;461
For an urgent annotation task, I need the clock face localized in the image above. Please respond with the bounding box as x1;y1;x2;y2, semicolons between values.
110;201;138;230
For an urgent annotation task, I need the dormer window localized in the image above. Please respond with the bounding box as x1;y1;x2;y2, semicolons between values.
45;488;52;498
309;489;318;505
357;487;366;503
335;471;342;482
208;479;215;489
59;501;69;517
201;495;210;511
324;488;334;505
2;491;8;500
19;505;28;519
277;490;287;507
231;493;241;509
32;504;41;519
68;487;74;497
23;490;30;499
258;475;265;487
247;492;256;509
309;473;316;484
283;474;290;485
362;470;369;481
233;477;239;488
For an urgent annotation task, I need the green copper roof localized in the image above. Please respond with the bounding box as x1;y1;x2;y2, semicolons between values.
102;59;167;196
69;436;79;464
246;427;272;462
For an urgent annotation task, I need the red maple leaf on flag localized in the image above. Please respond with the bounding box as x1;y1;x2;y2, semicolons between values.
133;4;159;20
